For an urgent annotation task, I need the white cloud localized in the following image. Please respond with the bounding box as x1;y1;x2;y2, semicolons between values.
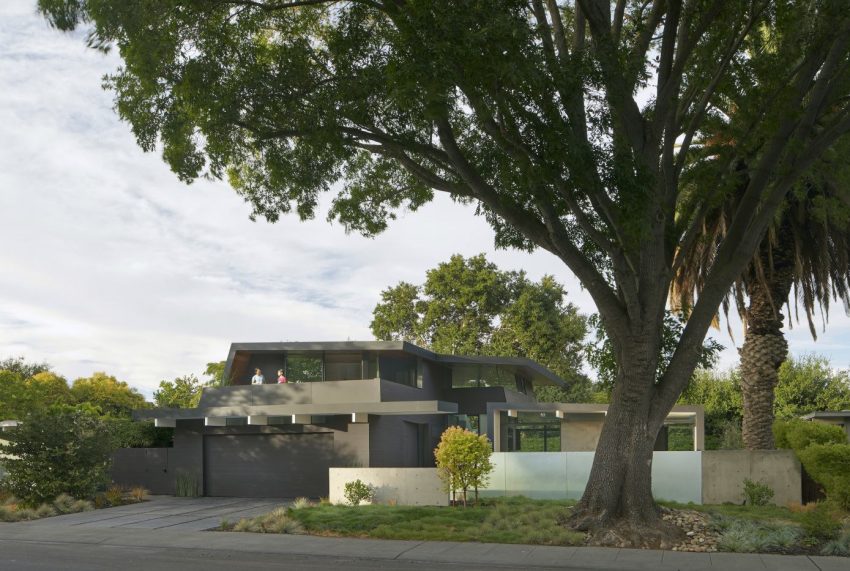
1;0;848;399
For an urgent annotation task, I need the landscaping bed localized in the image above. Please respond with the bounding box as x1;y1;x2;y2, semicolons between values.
218;497;850;557
0;486;148;523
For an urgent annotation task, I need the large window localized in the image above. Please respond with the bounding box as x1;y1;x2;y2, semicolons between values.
451;365;523;392
285;353;323;382
502;411;561;452
448;414;481;434
379;354;421;388
363;352;379;379
324;352;362;381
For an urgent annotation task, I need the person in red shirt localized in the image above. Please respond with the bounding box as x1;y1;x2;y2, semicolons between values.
277;369;287;384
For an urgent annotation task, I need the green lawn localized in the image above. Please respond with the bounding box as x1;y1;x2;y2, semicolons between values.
229;498;849;556
289;497;585;546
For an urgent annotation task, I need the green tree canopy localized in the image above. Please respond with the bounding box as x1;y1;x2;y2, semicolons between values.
203;361;227;388
153;374;203;408
70;372;149;417
774;354;850;419
0;356;51;379
0;406;113;505
370;254;590;395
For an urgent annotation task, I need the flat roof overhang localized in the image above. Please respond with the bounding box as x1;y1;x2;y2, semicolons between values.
134;400;458;423
486;403;703;424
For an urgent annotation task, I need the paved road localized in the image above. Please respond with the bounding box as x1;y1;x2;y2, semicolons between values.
0;497;846;571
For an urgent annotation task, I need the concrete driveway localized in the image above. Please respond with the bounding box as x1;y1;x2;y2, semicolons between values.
15;496;286;532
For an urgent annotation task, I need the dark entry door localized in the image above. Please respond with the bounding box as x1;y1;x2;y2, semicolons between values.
203;433;333;498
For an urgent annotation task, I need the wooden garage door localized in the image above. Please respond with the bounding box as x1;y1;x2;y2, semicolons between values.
203;433;333;498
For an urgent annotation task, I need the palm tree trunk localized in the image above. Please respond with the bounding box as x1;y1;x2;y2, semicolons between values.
739;241;794;450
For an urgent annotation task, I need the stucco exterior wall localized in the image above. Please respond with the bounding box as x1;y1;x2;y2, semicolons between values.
561;418;603;451
702;450;801;506
329;467;447;506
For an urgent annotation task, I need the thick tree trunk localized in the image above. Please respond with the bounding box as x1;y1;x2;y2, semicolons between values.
739;241;794;450
568;355;682;548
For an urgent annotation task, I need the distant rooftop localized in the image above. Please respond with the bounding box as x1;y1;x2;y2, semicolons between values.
801;410;850;419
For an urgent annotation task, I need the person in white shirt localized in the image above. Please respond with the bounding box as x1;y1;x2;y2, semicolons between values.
251;368;265;385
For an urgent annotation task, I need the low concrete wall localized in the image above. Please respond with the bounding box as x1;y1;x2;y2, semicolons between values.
329;467;447;506
482;451;703;503
702;450;801;506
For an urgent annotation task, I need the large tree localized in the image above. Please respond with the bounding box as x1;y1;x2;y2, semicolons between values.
672;125;850;450
371;254;591;396
39;0;850;545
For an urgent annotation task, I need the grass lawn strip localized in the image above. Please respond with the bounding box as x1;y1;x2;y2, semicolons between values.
221;497;850;557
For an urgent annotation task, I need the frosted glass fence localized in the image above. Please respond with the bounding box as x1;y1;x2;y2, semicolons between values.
480;451;702;504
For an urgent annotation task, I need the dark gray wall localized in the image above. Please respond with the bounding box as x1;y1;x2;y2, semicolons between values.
110;448;175;494
112;417;372;497
367;414;445;468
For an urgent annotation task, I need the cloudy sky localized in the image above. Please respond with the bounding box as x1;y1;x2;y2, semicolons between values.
1;1;848;398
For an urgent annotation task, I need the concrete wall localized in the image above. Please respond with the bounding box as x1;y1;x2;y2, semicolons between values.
481;451;703;503
329;467;447;506
702;450;801;506
198;380;382;409
561;417;603;451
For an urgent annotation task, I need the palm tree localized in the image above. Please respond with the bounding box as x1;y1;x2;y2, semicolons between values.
673;169;850;449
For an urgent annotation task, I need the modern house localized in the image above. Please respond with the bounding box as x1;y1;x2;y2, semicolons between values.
125;341;704;498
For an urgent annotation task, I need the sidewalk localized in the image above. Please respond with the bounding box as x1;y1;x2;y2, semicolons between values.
0;522;845;571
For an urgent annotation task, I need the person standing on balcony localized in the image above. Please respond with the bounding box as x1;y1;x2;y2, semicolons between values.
277;369;287;384
251;368;265;385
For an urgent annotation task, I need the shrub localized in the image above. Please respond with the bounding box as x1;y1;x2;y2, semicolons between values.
434;426;493;506
343;480;374;506
821;533;850;556
13;508;37;521
104;485;125;507
773;419;846;450
230;507;303;534
71;499;94;512
742;478;774;506
797;444;850;510
34;504;56;518
130;486;148;502
52;494;76;514
292;497;312;509
0;407;113;506
716;519;802;552
798;504;842;541
175;472;201;497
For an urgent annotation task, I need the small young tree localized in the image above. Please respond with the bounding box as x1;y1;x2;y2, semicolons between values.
434;426;493;507
0;406;113;505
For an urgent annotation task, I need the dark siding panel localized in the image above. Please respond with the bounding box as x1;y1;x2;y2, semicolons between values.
111;448;174;494
204;433;333;498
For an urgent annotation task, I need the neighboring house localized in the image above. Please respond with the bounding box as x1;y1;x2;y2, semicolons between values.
0;420;19;480
801;410;850;441
129;341;703;498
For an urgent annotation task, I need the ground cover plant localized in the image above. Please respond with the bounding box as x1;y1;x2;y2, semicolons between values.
217;496;849;557
0;486;148;523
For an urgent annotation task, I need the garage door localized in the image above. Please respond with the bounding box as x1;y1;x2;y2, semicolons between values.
204;433;334;498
